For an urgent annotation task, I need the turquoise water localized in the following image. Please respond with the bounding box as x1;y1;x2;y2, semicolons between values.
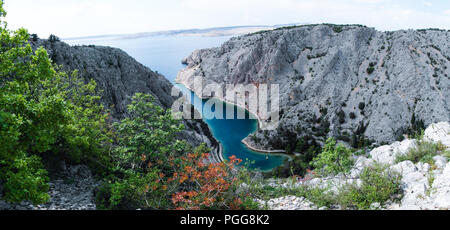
67;35;286;171
176;86;286;171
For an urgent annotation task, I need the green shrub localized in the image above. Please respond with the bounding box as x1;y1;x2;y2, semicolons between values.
333;26;343;33
96;94;188;209
3;153;50;205
111;93;187;174
443;150;450;159
358;102;366;110
312;138;354;176
406;113;425;138
395;139;445;164
337;164;402;210
337;110;346;124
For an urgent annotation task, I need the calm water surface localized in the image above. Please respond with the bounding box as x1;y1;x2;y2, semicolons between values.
67;35;286;170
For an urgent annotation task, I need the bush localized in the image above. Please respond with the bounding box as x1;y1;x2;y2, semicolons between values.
311;138;354;176
367;62;376;75
333;26;343;33
395;139;445;164
406;113;425;138
350;121;371;149
337;110;346;124
358;102;366;110
337;164;402;210
3;154;50;205
48;34;60;43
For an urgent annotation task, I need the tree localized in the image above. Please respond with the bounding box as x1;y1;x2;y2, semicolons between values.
48;34;60;43
0;2;111;204
311;138;354;177
97;94;255;210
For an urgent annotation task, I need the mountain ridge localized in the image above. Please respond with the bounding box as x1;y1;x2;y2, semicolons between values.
30;37;221;161
177;24;450;153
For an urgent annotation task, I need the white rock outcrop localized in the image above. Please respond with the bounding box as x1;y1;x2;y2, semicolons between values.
261;122;450;210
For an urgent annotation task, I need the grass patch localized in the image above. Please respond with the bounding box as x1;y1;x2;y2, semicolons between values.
395;140;446;164
336;164;402;210
257;164;402;210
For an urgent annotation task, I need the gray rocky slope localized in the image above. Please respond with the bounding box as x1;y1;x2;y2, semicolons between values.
177;24;450;151
30;38;220;160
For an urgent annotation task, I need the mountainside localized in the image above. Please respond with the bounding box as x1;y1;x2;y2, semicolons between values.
177;24;450;152
30;38;220;160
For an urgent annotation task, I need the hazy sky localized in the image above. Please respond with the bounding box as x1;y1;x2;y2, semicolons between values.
3;0;450;38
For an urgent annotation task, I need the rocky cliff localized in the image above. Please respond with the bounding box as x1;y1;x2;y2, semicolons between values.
30;38;220;158
177;24;450;151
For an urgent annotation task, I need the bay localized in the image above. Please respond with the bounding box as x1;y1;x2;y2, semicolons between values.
67;35;286;171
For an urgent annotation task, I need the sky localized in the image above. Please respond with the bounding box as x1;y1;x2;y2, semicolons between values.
3;0;450;38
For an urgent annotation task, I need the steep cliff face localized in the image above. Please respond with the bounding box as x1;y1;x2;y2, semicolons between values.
177;24;450;151
30;38;219;157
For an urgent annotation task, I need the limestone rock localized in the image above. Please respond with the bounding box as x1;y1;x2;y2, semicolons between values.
177;24;450;150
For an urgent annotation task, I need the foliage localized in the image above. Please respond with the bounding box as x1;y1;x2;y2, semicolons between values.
171;155;251;210
258;164;402;210
406;113;425;138
337;164;402;210
312;138;354;176
111;93;186;174
48;34;60;43
358;102;366;110
0;2;111;204
97;94;257;210
367;62;376;75
443;149;450;159
3;153;50;205
270;135;321;178
395;139;446;164
351;121;371;149
337;109;346;124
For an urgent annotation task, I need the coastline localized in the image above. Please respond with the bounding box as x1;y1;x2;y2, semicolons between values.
175;78;298;158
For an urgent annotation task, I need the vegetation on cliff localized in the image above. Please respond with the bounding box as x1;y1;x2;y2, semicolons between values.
0;2;256;209
0;1;110;204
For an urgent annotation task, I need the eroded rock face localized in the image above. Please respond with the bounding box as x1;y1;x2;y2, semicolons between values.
177;24;450;150
30;38;219;158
